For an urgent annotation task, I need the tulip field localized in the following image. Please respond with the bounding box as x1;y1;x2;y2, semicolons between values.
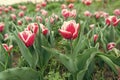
0;0;120;80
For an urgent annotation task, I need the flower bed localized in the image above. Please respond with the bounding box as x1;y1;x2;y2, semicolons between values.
0;0;120;80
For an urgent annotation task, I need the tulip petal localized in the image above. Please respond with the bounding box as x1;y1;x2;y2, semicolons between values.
65;22;75;34
25;33;35;47
58;29;72;39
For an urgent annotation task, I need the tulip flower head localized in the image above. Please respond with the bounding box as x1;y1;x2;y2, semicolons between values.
84;10;92;17
18;11;24;17
113;9;120;16
10;14;16;20
18;31;35;47
82;0;92;6
62;9;70;19
17;20;22;25
2;44;13;55
59;20;80;40
40;23;49;36
107;42;116;50
61;4;67;9
105;16;120;26
27;23;39;34
70;9;77;18
41;1;47;7
0;22;4;32
93;34;98;43
36;16;42;23
68;3;74;9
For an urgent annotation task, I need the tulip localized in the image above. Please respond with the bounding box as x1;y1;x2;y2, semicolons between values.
18;31;35;47
52;13;59;20
35;8;40;12
58;20;79;40
50;17;55;24
27;23;39;34
10;14;16;20
0;22;4;32
113;9;120;16
21;6;27;11
2;44;13;55
18;11;24;17
93;34;98;43
4;8;9;13
41;2;47;7
107;42;116;50
4;33;9;40
0;7;3;11
62;9;70;19
36;16;42;23
70;9;77;18
25;16;32;22
40;9;48;16
36;4;41;8
8;6;13;10
84;10;92;17
68;3;74;9
61;4;67;9
40;23;49;36
105;16;120;26
17;20;22;25
82;0;92;6
0;11;2;15
89;24;95;29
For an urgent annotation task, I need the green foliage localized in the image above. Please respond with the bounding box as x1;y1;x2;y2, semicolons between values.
0;67;39;80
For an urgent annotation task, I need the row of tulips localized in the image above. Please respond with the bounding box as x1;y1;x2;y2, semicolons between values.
0;0;120;80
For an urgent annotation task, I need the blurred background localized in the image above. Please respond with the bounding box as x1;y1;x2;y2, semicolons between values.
0;0;43;5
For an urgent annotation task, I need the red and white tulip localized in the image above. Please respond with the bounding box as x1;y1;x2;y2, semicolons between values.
58;20;80;40
18;31;35;47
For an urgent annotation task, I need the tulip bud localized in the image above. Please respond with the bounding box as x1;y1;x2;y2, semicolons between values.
2;44;13;55
62;9;70;19
113;9;120;16
68;3;74;9
17;20;22;25
36;16;42;23
40;23;49;36
27;23;39;34
18;11;24;17
25;16;32;22
61;4;67;9
4;8;9;13
0;22;4;32
105;16;120;26
41;2;47;7
10;14;16;20
4;33;9;40
84;10;92;17
93;34;98;43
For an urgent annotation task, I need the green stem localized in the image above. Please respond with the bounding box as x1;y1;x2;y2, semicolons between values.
70;40;73;54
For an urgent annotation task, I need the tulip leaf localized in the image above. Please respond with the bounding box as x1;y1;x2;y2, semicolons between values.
97;54;118;75
76;48;99;80
73;36;88;55
0;67;39;80
42;46;78;73
0;61;4;72
14;32;34;68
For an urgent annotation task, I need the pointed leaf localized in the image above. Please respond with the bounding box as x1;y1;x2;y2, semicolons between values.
0;67;39;80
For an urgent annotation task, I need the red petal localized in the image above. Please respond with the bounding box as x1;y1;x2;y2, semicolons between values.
2;44;9;51
25;33;35;47
59;29;72;39
66;22;75;34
